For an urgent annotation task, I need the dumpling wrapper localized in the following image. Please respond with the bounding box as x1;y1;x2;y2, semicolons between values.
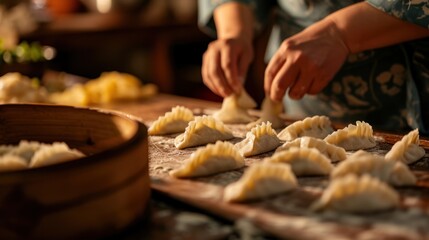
385;129;425;165
266;147;333;176
175;115;234;149
332;150;416;186
311;174;400;213
148;106;194;135
0;154;28;172
277;115;334;141
324;121;376;151
235;121;281;157
30;142;85;168
276;136;347;162
213;89;256;124
170;141;244;178
247;97;285;129
223;162;298;202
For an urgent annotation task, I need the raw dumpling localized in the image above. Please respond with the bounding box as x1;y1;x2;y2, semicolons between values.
331;150;416;186
266;147;333;176
235;122;281;157
175;115;234;149
324;121;376;150
311;174;400;213
277;115;334;141
246;97;285;129
170;141;244;178
148;106;194;135
30;142;85;168
223;162;298;202
0;154;27;172
385;129;425;165
275;136;347;162
213;89;256;124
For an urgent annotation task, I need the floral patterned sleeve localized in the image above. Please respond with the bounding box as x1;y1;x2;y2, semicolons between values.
366;0;429;29
198;0;273;37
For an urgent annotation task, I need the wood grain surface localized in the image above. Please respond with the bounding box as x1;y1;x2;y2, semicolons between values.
109;94;429;240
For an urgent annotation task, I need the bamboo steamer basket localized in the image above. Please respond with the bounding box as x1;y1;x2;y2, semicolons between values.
0;104;149;240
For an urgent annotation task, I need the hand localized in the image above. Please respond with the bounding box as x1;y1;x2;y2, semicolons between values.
264;19;350;101
202;37;254;97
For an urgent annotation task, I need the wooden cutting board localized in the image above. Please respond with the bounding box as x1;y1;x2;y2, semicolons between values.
148;128;429;239
108;95;429;239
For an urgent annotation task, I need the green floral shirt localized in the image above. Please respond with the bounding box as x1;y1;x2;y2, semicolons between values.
198;0;429;134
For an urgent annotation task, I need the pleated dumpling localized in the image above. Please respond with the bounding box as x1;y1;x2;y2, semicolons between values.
223;162;298;202
324;121;376;150
30;142;85;168
0;154;27;172
266;147;333;176
175;115;234;149
170;141;244;178
213;89;256;124
277;115;334;141
148;106;194;135
247;97;285;129
311;174;400;213
385;129;425;165
275;136;347;162
235;122;281;157
331;150;416;186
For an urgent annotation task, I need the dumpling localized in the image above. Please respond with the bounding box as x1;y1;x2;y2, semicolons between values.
266;147;333;176
170;141;244;178
213;89;256;124
385;129;425;165
148;106;194;135
331;150;416;186
275;136;347;162
235;121;281;157
30;142;85;168
9;140;43;162
175;115;234;149
312;174;400;213
311;174;400;213
324;121;376;150
223;162;298;202
246;97;285;129
277;115;334;141
0;154;28;172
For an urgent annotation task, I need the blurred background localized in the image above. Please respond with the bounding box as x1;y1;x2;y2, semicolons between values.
0;0;267;103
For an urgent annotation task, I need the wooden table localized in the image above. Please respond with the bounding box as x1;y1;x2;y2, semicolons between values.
102;94;429;240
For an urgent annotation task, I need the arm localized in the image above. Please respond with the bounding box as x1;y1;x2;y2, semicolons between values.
201;2;255;97
327;2;429;54
265;1;429;101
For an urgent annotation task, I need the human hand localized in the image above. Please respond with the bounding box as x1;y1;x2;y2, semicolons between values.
264;19;350;101
202;37;254;97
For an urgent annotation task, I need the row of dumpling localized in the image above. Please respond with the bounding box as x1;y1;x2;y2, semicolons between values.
0;140;85;172
148;105;424;164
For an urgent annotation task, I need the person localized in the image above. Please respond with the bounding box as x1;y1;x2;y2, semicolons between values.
198;0;429;134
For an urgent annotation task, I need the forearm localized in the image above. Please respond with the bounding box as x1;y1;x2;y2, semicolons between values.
325;2;429;53
214;2;255;40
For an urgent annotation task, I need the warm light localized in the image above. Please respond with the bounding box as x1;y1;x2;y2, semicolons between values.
96;0;112;13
